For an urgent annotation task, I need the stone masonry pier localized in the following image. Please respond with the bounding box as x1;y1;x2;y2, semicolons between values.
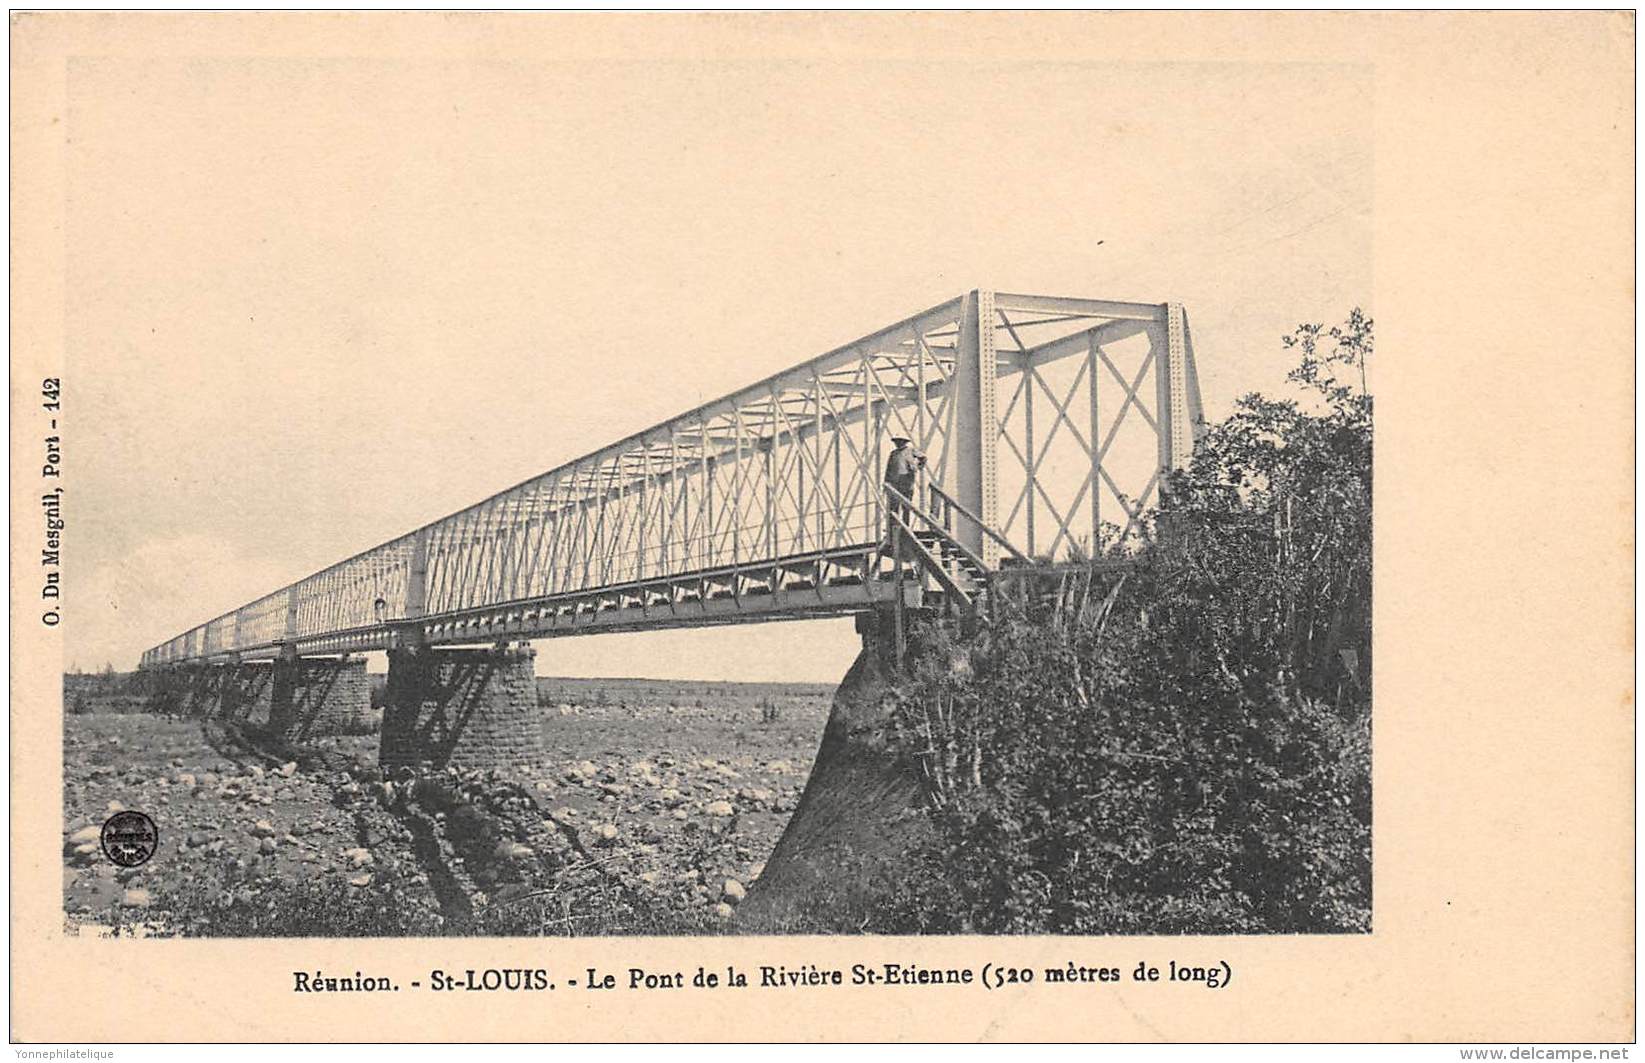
147;655;373;738
379;644;544;771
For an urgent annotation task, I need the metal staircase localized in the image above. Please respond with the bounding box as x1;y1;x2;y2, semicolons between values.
880;480;1028;660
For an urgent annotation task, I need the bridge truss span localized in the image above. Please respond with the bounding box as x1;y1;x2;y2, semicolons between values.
143;290;1203;667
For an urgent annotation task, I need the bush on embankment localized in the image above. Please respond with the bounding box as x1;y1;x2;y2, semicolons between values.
875;311;1373;934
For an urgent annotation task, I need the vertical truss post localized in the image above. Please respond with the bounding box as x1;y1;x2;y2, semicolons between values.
283;588;298;649
764;437;777;558
701;451;713;569
814;379;826;547
789;440;802;549
1146;311;1169;483
404;529;428;632
639;450;650;582
872;403;884;548
953;289;1000;566
388;530;427;651
832;425;842;548
1023;353;1037;557
667;434;679;574
1164;303;1194;469
916;340;927;453
731;412;744;564
863;353;874;545
1087;333;1102;549
1144;301;1199;484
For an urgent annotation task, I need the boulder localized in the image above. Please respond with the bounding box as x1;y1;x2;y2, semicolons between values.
704;801;735;817
722;879;747;904
495;842;534;862
738;787;776;808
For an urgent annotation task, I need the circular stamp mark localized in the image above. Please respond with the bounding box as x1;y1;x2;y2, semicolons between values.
100;810;158;868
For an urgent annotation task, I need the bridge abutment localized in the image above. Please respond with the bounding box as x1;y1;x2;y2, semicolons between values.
736;607;932;932
379;644;543;771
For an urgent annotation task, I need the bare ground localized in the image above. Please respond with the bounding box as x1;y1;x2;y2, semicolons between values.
62;676;832;936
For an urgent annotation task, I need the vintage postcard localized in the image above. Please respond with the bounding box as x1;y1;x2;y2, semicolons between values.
9;10;1633;1044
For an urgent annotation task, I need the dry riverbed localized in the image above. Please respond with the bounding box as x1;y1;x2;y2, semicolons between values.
62;677;832;936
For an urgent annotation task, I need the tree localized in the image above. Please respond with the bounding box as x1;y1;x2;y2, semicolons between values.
878;310;1373;934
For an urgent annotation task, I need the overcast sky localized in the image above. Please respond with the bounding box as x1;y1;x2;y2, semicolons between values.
63;53;1371;680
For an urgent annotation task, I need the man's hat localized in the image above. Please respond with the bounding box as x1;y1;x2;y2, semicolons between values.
891;436;912;445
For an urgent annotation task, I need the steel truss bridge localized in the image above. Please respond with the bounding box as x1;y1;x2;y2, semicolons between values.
142;291;1204;668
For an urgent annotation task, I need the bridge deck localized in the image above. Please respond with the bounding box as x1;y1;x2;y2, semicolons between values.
216;541;920;662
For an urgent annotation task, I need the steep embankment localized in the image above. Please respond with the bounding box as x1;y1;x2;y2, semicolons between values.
736;616;932;932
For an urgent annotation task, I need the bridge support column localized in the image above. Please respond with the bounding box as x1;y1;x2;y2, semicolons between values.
379;644;544;772
176;663;229;717
268;655;375;740
219;660;276;724
144;665;198;715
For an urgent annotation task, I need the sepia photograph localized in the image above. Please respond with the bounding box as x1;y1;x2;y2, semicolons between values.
11;9;1631;1045
54;41;1372;941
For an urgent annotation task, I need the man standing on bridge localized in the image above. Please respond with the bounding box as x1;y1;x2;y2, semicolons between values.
882;435;924;560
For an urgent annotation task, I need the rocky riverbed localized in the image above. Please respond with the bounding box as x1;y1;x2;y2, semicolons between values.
62;677;832;936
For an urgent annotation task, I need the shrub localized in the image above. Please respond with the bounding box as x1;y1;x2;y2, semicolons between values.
474;873;716;937
132;872;447;938
877;311;1373;935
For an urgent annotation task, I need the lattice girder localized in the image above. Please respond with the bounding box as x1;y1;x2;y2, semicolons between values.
142;292;1201;666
